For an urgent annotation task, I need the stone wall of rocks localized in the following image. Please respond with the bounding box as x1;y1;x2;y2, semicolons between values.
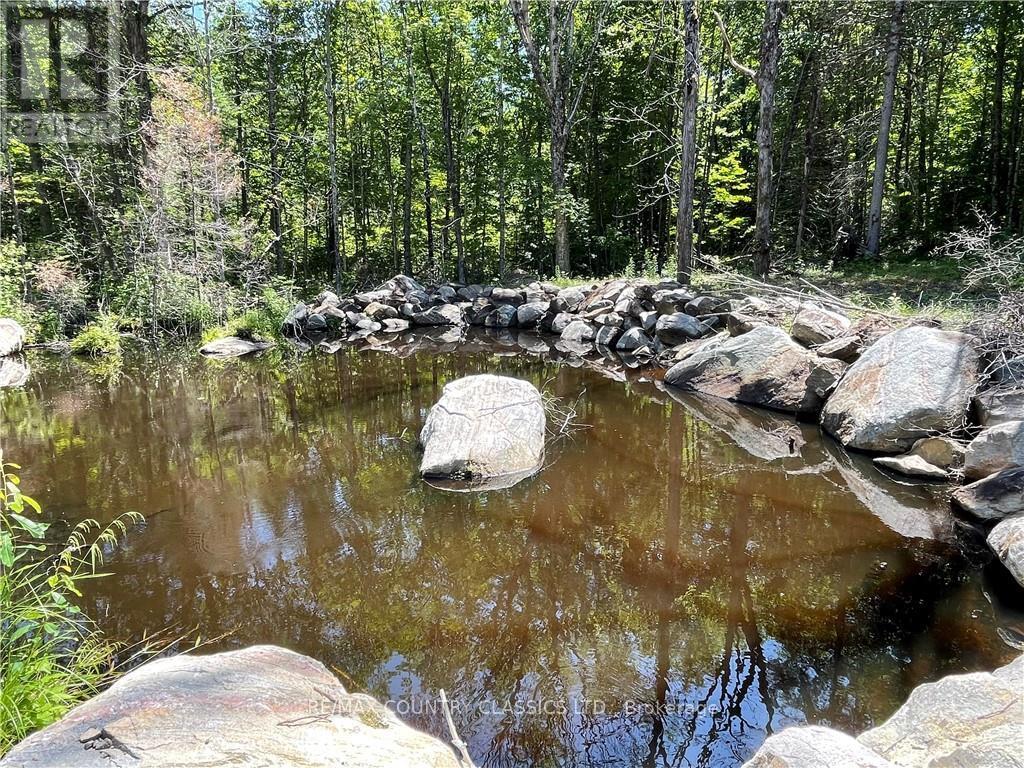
265;273;1024;590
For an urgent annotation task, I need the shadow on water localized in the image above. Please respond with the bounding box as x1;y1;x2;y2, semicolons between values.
0;329;1018;768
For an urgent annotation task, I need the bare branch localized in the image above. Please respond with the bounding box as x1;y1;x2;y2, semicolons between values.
713;10;756;81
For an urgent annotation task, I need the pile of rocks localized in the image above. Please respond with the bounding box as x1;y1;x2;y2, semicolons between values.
268;273;1024;587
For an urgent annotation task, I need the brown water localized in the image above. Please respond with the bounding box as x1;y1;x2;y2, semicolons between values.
1;332;1020;767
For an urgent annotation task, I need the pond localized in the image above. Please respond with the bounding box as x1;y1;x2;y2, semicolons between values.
1;331;1020;767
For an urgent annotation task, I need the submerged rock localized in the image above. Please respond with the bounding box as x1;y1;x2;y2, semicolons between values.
952;467;1024;520
989;515;1024;589
0;645;460;768
419;374;545;486
664;325;844;415
963;420;1024;480
0;318;25;357
199;336;274;358
858;654;1023;768
821;325;979;452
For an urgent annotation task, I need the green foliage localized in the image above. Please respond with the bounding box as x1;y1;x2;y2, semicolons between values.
0;455;141;754
200;283;294;344
69;315;122;357
0;243;34;338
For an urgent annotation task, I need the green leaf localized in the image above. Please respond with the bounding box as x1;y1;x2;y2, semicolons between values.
10;512;48;538
0;532;13;568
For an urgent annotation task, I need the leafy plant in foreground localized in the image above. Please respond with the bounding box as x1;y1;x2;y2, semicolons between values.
0;453;141;755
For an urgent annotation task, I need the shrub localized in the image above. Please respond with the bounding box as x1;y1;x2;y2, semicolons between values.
0;454;141;754
69;315;122;356
200;284;294;344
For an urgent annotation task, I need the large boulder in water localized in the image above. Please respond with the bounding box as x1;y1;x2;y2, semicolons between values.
199;336;274;358
0;356;29;387
419;374;545;487
0;645;460;768
821;326;979;452
664;325;844;415
952;467;1024;520
0;318;25;357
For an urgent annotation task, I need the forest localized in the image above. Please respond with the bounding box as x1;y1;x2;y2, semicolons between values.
1;0;1023;341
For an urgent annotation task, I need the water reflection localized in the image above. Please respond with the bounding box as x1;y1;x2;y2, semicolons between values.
0;338;1018;767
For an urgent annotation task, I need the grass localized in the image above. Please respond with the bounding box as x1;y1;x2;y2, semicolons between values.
69;314;123;356
200;287;293;345
0;453;141;755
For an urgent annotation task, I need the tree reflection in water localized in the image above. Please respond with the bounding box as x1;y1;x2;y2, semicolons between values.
0;337;1018;768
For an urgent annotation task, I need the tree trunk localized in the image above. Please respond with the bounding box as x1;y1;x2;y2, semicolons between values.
990;3;1008;217
675;0;699;285
325;2;342;289
267;5;283;271
866;0;906;259
402;131;413;276
752;1;786;278
551;123;570;276
497;26;507;279
795;83;820;258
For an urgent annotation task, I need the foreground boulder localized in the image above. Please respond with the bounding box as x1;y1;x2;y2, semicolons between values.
821;326;979;452
419;374;545;487
0;318;25;357
743;726;895;768
199;336;274;358
664;325;844;415
0;645;459;768
742;655;1024;768
858;654;1023;768
988;515;1024;589
963;420;1024;480
952;467;1024;519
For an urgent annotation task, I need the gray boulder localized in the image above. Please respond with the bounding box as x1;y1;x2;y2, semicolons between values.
652;288;694;314
594;311;623;327
726;313;767;337
549;312;575;334
485;304;517;328
615;327;653;352
684;296;719;316
516;301;548;328
199;336;274;358
907;436;965;470
952;467;1024;520
858;654;1023;768
742;726;895;768
554;285;587;312
790;302;851;346
412;303;463;326
457;284;484;301
0;645;459;768
595;325;622;348
974;388;1024;426
656;313;708;345
490;287;523;306
280;303;308;336
561;320;596;343
873;454;948;480
364;301;399;320
821;326;980;452
306;313;328;333
664;325;844;415
314;289;341;307
988;515;1024;589
419;374;545;486
435;285;457;302
815;334;862;362
964;420;1024;480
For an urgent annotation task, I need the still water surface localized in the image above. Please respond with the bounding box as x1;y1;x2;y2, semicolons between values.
1;334;1020;767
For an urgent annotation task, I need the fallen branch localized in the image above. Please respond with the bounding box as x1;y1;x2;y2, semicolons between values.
439;689;476;767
